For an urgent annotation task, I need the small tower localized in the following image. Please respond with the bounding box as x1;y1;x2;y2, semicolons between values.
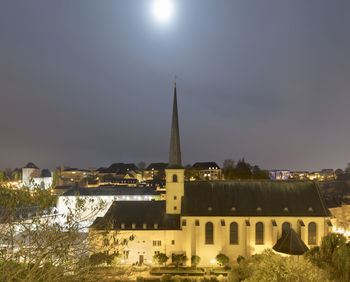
166;83;184;214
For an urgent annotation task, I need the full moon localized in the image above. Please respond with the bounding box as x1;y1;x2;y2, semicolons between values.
153;0;173;21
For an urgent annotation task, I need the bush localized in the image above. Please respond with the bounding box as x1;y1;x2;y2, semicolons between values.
191;255;200;267
216;253;229;266
229;249;328;282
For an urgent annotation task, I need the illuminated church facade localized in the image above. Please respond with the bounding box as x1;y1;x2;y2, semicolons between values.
90;84;331;266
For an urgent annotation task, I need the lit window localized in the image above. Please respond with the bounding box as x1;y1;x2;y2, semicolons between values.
132;223;136;229
143;223;147;229
121;223;125;229
154;223;158;229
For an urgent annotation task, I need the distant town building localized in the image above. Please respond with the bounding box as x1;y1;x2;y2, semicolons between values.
144;163;168;181
191;162;222;180
269;170;291;180
21;162;53;189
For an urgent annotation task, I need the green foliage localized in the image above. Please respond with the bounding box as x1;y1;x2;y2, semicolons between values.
191;255;200;267
154;252;169;266
229;249;328;282
222;158;268;180
306;233;350;281
172;254;187;268
216;253;229;266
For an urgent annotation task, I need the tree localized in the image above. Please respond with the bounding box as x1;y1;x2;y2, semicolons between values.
0;182;124;281
346;163;350;173
153;253;169;269
191;255;200;268
172;254;187;268
216;253;229;267
235;159;252;179
223;159;236;180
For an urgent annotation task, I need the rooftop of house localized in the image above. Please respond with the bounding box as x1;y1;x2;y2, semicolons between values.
24;162;39;169
192;162;221;170
146;163;168;170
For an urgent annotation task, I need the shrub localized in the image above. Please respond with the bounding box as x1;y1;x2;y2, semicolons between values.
216;253;229;266
191;255;200;267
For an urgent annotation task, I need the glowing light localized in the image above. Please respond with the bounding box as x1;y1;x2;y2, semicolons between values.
153;0;173;21
121;259;125;263
210;259;217;264
148;260;152;264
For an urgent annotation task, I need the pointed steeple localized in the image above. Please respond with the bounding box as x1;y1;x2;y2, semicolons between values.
168;83;182;168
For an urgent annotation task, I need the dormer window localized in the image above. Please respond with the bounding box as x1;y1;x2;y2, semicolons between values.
154;223;158;229
121;223;125;229
132;223;136;229
208;207;213;212
143;223;147;229
257;207;262;212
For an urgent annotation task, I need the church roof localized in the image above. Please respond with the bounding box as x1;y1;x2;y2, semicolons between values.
182;180;330;217
91;201;180;230
168;84;182;169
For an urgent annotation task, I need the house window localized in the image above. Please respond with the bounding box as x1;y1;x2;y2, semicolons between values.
230;222;238;245
153;240;157;246
154;223;158;229
221;219;225;226
255;222;264;245
182;219;187;226
308;222;317;245
173;174;178;182
143;223;147;229
174;206;177;211
132;223;136;229
282;222;291;236
205;222;214;244
174;196;177;200
157;240;161;246
195;220;200;226
121;223;125;229
171;240;175;245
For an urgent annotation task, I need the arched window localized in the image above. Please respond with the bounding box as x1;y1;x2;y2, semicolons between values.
172;174;178;182
308;222;317;245
205;222;214;244
255;222;264;245
230;222;238;244
282;222;291;236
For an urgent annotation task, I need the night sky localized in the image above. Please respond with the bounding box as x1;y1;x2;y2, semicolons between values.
1;0;350;171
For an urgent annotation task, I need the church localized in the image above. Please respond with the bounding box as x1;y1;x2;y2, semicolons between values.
89;84;331;266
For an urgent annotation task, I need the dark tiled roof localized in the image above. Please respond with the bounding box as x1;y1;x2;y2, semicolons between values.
91;201;180;230
146;163;168;170
192;162;221;170
182;180;330;217
24;162;38;169
103;163;138;174
63;168;89;172
62;186;162;196
40;169;51;178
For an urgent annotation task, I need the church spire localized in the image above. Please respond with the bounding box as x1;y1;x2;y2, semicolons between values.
168;82;182;168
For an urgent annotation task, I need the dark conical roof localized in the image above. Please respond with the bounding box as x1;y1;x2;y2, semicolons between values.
168;83;182;169
24;162;38;169
273;228;309;255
